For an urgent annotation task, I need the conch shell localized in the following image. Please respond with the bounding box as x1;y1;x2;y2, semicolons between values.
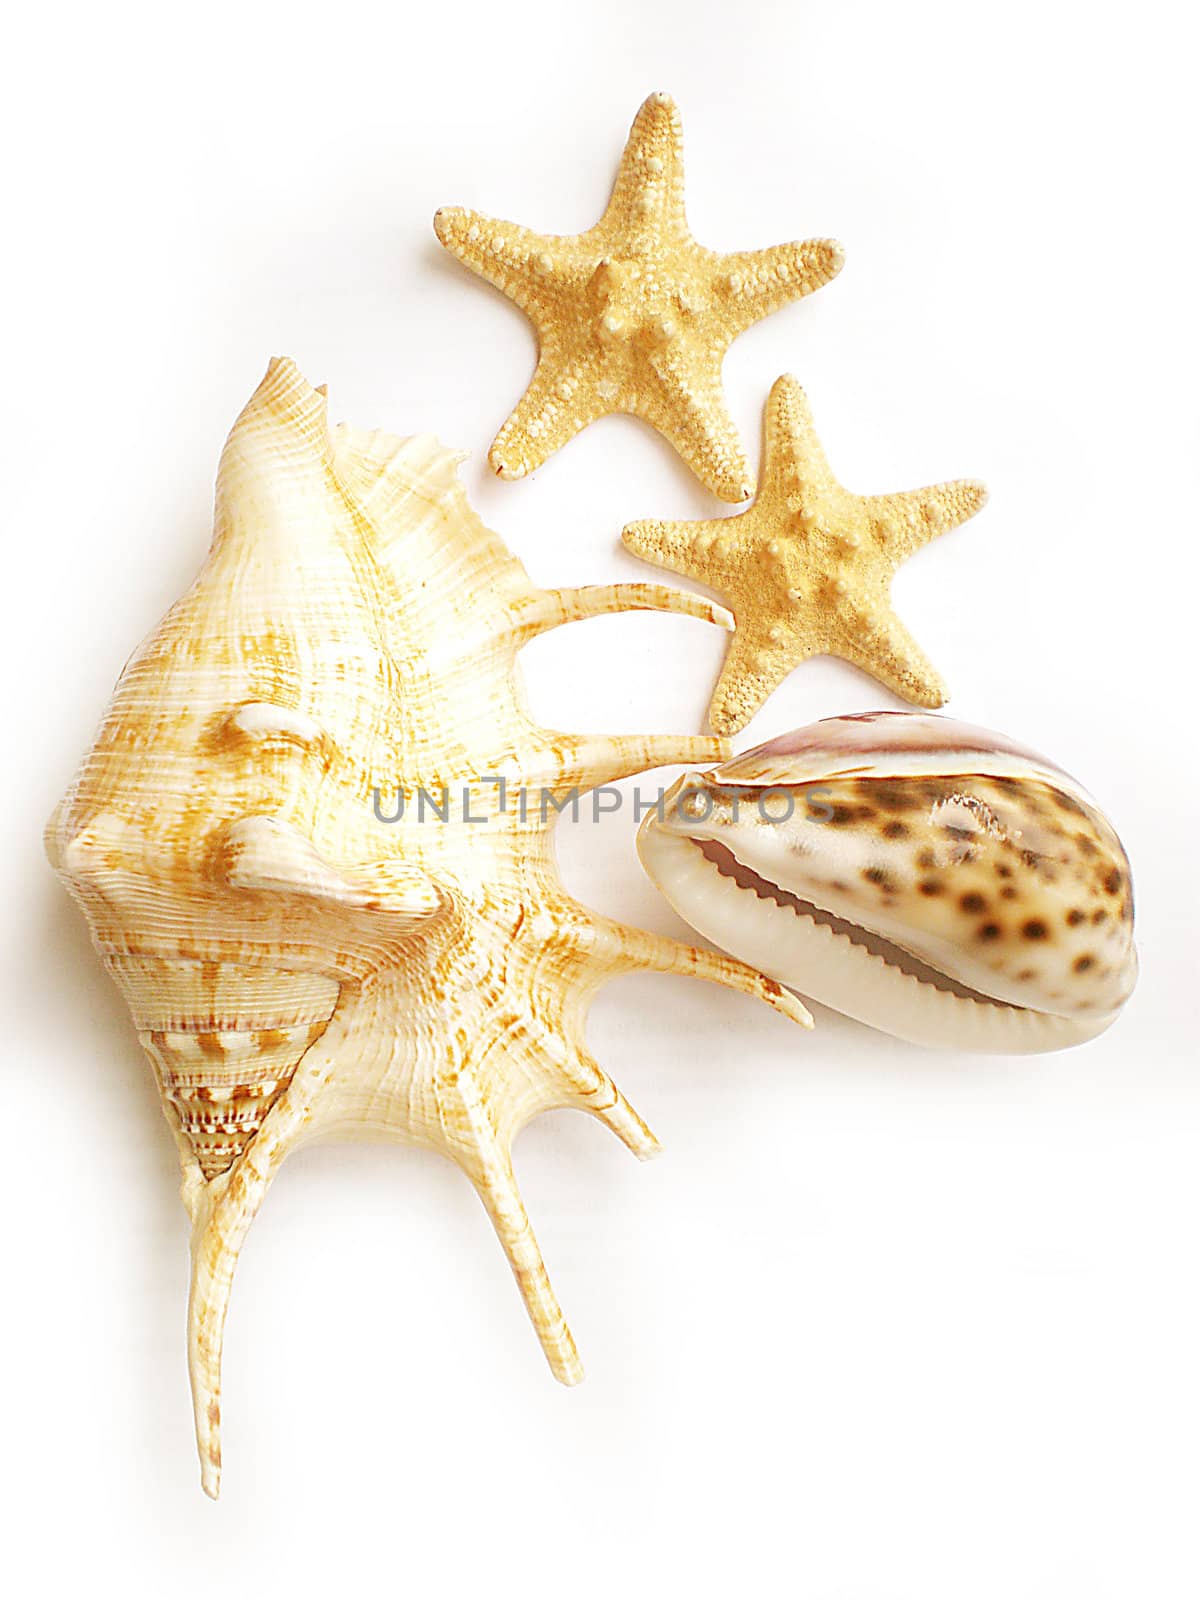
638;711;1136;1052
45;358;810;1496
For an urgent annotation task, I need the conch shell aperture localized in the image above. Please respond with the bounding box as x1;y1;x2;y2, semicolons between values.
637;712;1136;1053
45;358;811;1497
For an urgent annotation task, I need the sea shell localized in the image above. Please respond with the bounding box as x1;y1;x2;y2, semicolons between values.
45;357;811;1497
637;711;1137;1053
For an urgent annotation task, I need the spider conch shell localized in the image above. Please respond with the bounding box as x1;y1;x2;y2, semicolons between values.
638;711;1137;1053
45;358;811;1497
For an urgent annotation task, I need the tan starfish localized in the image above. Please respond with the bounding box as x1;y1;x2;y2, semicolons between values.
622;376;988;734
434;93;843;502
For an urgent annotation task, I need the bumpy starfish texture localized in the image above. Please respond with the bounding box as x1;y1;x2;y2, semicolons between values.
622;376;988;734
434;92;843;502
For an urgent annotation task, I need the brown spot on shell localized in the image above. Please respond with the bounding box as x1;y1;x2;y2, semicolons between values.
978;922;1002;941
1051;789;1088;816
960;891;987;914
1073;954;1095;973
1066;909;1086;926
255;1029;288;1050
1104;868;1123;896
1022;919;1049;940
863;866;891;890
918;878;943;896
197;1031;225;1057
882;820;909;839
866;782;920;812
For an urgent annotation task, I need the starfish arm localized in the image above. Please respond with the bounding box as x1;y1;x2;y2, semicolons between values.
621;515;732;587
707;626;804;737
489;356;605;480
638;348;755;502
840;604;948;708
434;207;587;319
861;478;989;560
597;92;688;241
759;374;839;498
718;238;845;334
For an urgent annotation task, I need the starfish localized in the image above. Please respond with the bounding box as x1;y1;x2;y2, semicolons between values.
434;93;843;502
621;375;988;734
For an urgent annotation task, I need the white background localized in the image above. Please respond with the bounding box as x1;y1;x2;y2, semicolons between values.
4;1;1197;1594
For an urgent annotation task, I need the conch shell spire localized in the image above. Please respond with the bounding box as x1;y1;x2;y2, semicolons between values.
213;358;334;554
46;358;809;1497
